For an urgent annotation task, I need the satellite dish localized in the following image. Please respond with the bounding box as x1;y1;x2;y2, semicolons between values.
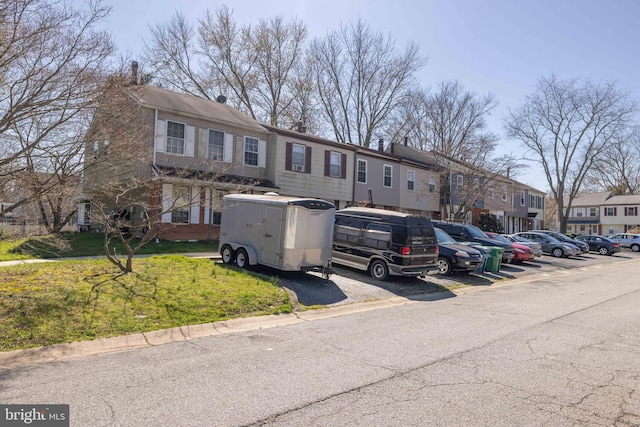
216;95;227;104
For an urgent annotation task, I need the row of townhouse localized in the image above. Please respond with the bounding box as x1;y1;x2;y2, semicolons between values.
80;83;545;240
565;192;640;236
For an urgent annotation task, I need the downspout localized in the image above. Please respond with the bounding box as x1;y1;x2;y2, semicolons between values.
153;109;158;171
352;150;357;209
153;109;160;242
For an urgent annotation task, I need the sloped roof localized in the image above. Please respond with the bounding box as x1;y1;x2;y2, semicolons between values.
262;124;359;152
570;192;612;207
602;194;640;205
155;166;279;189
129;85;268;134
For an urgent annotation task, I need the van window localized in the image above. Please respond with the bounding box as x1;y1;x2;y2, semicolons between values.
409;227;429;244
336;219;362;243
364;224;391;249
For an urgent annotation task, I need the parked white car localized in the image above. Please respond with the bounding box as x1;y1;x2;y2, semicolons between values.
607;233;640;252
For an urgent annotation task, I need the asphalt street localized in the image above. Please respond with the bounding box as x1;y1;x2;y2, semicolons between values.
1;252;639;426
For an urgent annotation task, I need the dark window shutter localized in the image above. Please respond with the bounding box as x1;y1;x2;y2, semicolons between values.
324;150;330;176
285;142;292;171
614;207;617;216
305;146;312;173
341;153;347;179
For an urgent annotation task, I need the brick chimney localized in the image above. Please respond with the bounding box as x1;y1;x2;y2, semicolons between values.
131;61;138;85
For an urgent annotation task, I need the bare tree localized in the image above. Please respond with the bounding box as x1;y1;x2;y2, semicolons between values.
309;19;426;147
387;81;523;219
583;127;640;195
143;11;215;100
249;15;308;126
506;74;637;233
143;6;309;128
82;76;159;273
0;0;114;223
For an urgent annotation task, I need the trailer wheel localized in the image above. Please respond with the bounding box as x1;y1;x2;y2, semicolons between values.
235;248;249;269
369;259;389;281
220;244;235;265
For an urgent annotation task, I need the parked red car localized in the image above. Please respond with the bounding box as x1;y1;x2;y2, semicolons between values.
485;232;535;263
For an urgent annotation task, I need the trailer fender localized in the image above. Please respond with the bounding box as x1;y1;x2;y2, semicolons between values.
228;243;258;266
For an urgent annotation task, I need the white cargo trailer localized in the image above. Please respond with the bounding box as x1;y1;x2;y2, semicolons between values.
218;194;335;276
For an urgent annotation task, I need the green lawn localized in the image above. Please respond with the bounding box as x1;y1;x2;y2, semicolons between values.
1;232;218;260
0;256;291;351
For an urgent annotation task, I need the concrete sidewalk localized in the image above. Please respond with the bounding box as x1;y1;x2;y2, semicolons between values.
0;252;221;267
0;297;412;369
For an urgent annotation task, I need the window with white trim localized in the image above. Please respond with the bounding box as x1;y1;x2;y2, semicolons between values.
171;185;191;224
292;143;305;171
244;136;259;166
488;186;494;199
456;174;463;191
383;165;393;188
428;175;436;193
589;207;597;217
520;191;525;206
357;159;367;184
407;170;415;191
502;184;508;201
166;121;185;154
604;207;617;216
208;129;225;161
330;151;341;177
625;207;638;216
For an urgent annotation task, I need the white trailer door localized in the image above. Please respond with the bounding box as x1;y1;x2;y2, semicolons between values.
262;207;283;265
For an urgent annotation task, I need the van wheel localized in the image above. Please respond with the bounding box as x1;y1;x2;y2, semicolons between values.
436;257;452;275
220;244;235;265
369;259;389;281
235;248;249;269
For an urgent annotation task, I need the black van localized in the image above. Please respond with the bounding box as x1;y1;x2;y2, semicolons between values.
332;207;438;280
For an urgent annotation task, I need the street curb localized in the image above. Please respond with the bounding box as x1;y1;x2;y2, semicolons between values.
0;297;411;370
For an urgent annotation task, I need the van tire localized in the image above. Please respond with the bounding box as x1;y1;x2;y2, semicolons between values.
369;259;389;281
235;248;249;269
220;244;235;265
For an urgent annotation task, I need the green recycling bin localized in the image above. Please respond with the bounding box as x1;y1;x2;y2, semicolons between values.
485;246;504;273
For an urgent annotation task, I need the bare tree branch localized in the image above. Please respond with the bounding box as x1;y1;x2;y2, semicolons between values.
505;74;637;232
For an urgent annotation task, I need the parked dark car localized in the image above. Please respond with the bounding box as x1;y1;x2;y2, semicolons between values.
576;235;621;256
431;221;515;264
534;230;590;254
434;228;485;275
512;232;580;258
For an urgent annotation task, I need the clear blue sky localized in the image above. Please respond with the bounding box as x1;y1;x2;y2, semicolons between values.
95;0;640;191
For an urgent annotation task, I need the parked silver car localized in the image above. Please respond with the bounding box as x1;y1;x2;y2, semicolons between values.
504;234;543;257
512;232;580;258
534;230;590;254
607;233;640;252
